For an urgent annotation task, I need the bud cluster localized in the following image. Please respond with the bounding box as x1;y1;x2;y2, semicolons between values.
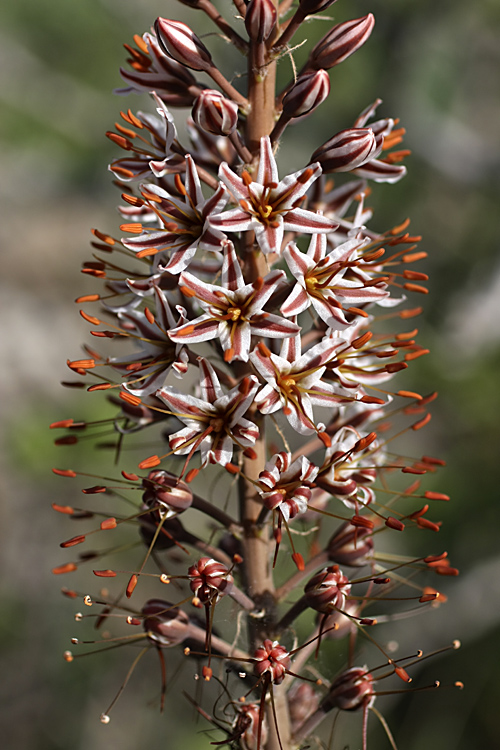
52;2;461;749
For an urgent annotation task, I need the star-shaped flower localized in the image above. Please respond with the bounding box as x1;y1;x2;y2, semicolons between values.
250;332;349;435
109;284;188;397
258;452;319;523
210;136;336;256
157;358;259;467
121;154;228;274
280;232;389;328
168;241;300;362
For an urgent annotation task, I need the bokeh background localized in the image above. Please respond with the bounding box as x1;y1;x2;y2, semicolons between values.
1;0;499;748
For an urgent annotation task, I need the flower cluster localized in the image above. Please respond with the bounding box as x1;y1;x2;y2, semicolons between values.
52;2;461;749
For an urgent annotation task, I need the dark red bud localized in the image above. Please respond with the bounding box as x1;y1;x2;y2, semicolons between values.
245;0;277;43
192;89;239;135
282;70;330;118
155;18;213;72
142;599;190;647
321;667;375;713
311;128;378;173
299;0;338;15
309;14;375;70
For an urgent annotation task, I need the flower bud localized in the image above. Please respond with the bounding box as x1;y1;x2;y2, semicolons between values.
233;704;268;750
299;0;338;14
192;90;239;135
142;599;190;647
245;0;277;43
309;14;375;70
310;128;377;173
327;522;374;567
253;640;290;684
188;557;234;603
320;667;375;713
288;683;320;733
281;70;330;119
304;565;351;613
142;470;193;516
155;18;213;72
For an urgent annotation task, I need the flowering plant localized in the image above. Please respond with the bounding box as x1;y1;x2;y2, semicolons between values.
51;2;462;748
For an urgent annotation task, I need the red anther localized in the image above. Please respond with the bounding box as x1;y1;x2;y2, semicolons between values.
397;390;422;400
424;491;450;501
52;504;75;515
403;270;429;281
239;377;251;396
354;432;377;452
419;592;439;603
185;468;199;483
434;565;459;576
138;455;161;470
93;569;117;578
404;282;428;294
126;574;138;598
394;666;412;683
416;517;441;532
412;413;432;430
403;480;421;495
409;504;429;518
351;331;372;349
359;618;376;626
373;577;390;584
350;515;375;530
202;666;213;681
91;228;115;245
122;471;139;481
144;307;155;324
61;588;79;599
119;391;142;406
402;251;428;263
419;392;438;406
87;384;112;391
225;462;240;474
233;554;243;564
243;447;258;459
100;518;117;530
75;294;100;303
292;552;305;571
318;430;331;448
402;466;427;475
399;306;423;319
120;222;143;234
362;248;385;262
422;455;446;466
385;362;408;373
360;395;385;405
54;436;78;446
50;419;75;430
60;535;86;548
425;553;448;564
52;468;77;478
67;358;95;370
79;310;101;325
390;218;411;235
405;349;430;361
346;306;369;318
82;486;107;494
52;563;78;575
385;516;405;531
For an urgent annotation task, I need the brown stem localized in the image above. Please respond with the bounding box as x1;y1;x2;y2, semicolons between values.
198;0;249;53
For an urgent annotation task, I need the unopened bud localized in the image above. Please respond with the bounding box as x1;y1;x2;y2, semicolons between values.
311;128;377;173
245;0;277;43
192;90;239;135
309;14;375;70
282;70;330;119
142;470;193;515
155;18;213;72
299;0;338;15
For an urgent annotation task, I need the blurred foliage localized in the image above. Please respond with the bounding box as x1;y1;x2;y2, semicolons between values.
1;1;499;749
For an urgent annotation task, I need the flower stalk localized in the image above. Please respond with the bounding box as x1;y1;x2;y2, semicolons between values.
53;2;462;748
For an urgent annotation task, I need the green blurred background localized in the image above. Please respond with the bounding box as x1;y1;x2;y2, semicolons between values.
1;0;499;748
